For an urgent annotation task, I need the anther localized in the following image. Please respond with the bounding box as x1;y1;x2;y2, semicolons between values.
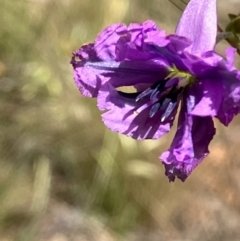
161;101;178;122
136;79;168;102
135;88;152;102
149;102;161;118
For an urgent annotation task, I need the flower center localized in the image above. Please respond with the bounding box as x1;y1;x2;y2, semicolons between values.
118;66;195;122
166;65;195;88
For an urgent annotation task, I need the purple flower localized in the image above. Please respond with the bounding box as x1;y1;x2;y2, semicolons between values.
71;0;240;181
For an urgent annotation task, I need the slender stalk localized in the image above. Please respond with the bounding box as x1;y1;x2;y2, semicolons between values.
218;25;240;55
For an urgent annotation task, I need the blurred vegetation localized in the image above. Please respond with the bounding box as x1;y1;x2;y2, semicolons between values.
1;0;240;240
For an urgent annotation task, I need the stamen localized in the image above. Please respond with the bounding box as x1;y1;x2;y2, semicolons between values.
160;87;183;121
150;89;160;100
161;101;178;122
160;84;177;110
135;88;152;102
150;85;183;119
160;98;172;110
149;102;161;118
117;65;191;123
136;79;168;102
150;81;166;100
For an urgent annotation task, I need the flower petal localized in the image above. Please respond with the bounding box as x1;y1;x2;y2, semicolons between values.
187;78;222;117
71;44;101;97
226;47;237;70
71;21;168;98
216;72;240;125
160;103;216;182
95;21;162;61
98;83;177;140
188;68;240;125
180;47;240;123
94;23;127;61
144;35;192;71
176;0;217;55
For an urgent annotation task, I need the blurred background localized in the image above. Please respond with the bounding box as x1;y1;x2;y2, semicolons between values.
1;0;240;240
